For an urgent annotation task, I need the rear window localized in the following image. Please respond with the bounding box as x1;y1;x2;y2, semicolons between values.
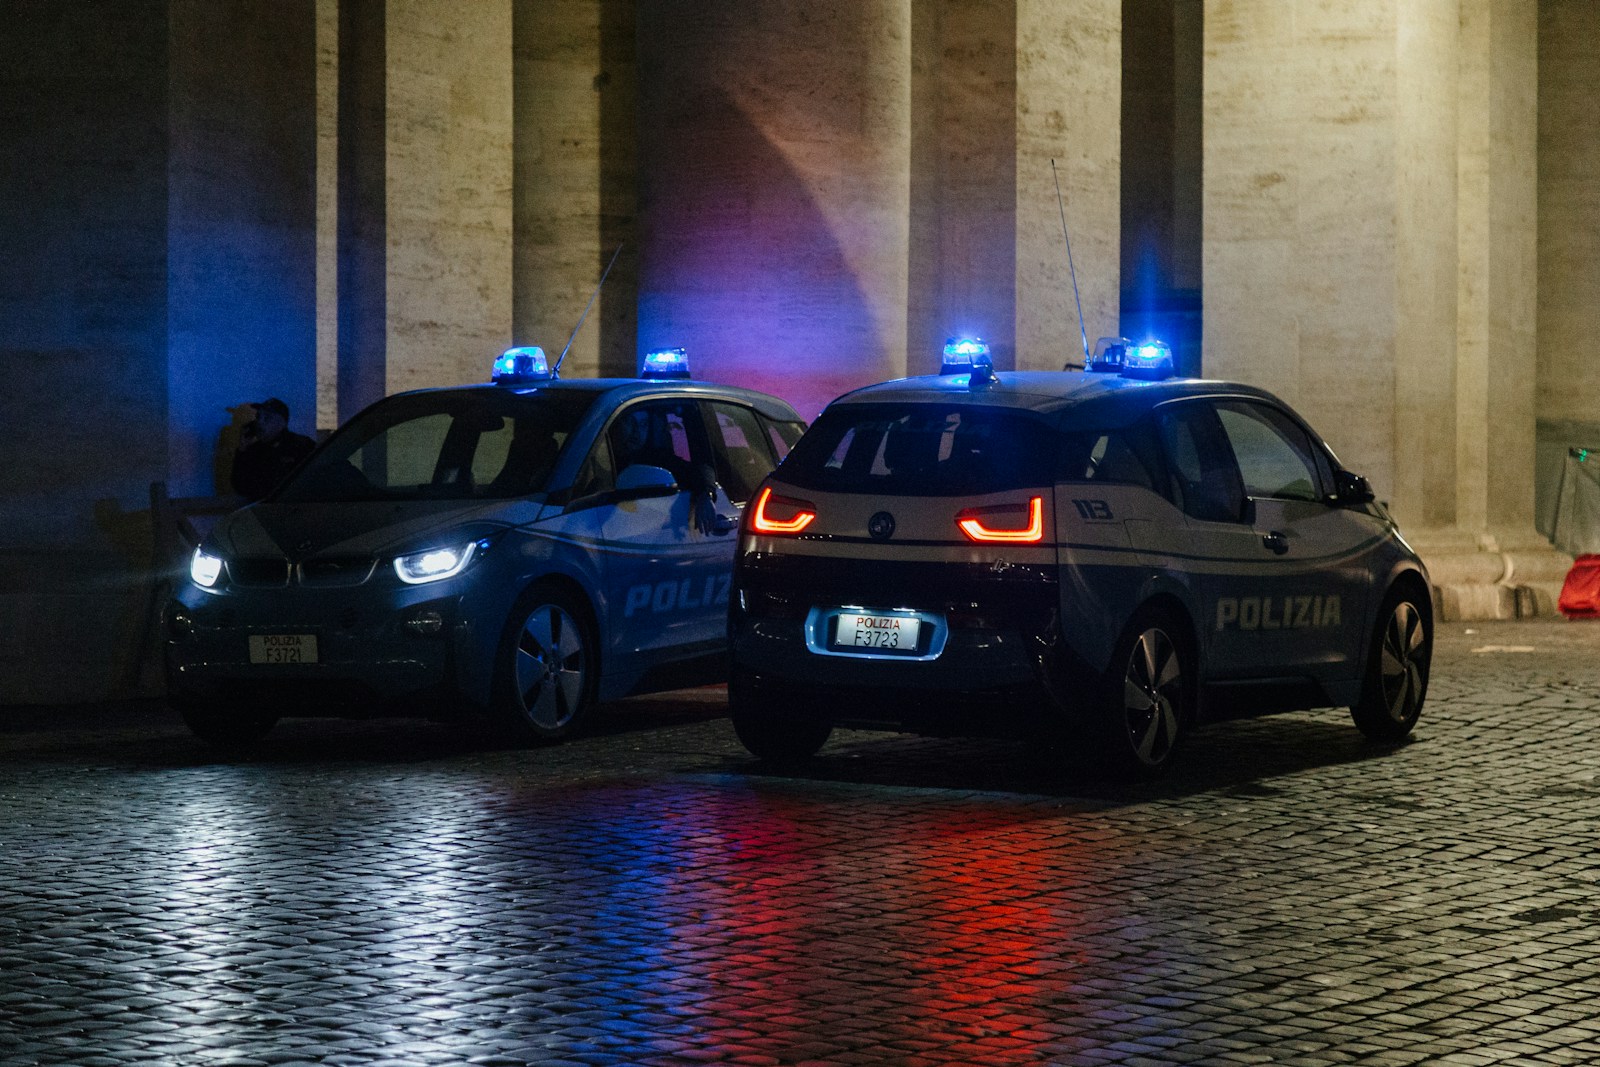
778;403;1058;496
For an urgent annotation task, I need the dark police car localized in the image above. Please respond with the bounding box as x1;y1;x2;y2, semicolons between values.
167;347;805;745
728;338;1431;776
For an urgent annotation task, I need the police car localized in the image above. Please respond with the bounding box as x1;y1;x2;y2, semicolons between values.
166;347;805;745
728;338;1432;776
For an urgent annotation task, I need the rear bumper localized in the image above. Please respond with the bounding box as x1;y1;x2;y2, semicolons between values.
731;552;1084;736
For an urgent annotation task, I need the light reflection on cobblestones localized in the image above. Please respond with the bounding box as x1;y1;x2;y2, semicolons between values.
1;619;1598;1065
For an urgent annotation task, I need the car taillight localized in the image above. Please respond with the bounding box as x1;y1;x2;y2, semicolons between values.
750;486;816;534
956;496;1044;543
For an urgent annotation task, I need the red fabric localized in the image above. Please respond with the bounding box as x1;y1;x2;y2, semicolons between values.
1558;554;1600;618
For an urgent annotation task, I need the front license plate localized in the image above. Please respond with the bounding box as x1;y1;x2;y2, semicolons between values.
249;634;318;664
833;612;921;653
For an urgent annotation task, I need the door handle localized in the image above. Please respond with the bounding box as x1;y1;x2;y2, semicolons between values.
710;513;739;536
1261;530;1289;555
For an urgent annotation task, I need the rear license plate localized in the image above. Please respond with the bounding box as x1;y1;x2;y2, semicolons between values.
249;634;318;664
833;612;921;653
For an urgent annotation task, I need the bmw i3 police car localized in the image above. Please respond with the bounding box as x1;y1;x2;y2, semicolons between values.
728;338;1432;776
166;347;805;745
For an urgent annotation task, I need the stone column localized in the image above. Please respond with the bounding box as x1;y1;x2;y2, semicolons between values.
1435;0;1562;619
1537;2;1600;527
169;0;319;495
908;0;1120;379
386;1;515;394
636;0;913;421
1206;0;1564;619
1;1;317;703
338;0;515;422
1206;0;1459;525
513;0;637;380
1016;0;1121;373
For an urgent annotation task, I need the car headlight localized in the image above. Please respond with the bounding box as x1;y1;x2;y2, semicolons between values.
190;548;224;588
393;539;489;585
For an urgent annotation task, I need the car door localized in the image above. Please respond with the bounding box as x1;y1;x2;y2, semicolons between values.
1153;399;1290;680
1212;399;1370;679
585;398;737;666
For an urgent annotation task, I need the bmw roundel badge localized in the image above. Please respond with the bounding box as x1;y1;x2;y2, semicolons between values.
868;512;896;541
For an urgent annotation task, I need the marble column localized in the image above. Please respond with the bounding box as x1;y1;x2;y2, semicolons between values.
169;0;319;495
909;0;1121;379
337;0;515;423
513;0;636;380
636;0;913;421
1205;0;1459;526
1205;0;1563;619
1537;2;1600;529
0;1;317;703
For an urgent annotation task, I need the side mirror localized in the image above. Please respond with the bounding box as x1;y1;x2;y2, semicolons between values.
1333;469;1375;506
615;464;679;499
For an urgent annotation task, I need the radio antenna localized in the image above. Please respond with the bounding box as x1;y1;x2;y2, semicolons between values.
1051;159;1091;369
552;242;625;378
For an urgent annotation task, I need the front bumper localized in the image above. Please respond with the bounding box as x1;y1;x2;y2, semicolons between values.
164;579;481;717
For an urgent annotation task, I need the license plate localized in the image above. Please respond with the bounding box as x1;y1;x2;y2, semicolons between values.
833;612;921;653
249;634;318;664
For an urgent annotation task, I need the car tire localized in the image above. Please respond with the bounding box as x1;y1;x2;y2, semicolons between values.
179;702;277;747
492;583;598;744
729;668;832;762
1091;609;1191;777
1350;587;1430;742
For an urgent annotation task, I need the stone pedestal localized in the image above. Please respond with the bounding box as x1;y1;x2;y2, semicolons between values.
1407;528;1572;622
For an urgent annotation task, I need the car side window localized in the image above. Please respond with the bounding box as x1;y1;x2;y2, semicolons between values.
568;432;616;502
606;398;717;496
703;402;777;505
1156;402;1246;523
1214;401;1324;502
1059;427;1158;490
761;416;806;463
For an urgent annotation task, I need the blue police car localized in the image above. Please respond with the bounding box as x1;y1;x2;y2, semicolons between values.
728;338;1432;776
166;347;805;745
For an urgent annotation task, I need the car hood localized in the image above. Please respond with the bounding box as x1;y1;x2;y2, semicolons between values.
209;498;545;561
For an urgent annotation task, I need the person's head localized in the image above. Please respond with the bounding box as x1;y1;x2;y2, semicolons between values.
615;407;651;459
251;398;289;441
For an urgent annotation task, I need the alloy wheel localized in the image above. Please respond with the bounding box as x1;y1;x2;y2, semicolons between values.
513;603;587;730
1122;628;1182;767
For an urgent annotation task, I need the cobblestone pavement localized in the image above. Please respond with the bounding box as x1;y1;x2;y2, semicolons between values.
2;619;1599;1066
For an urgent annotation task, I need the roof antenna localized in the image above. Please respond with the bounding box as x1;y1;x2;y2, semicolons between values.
1051;159;1092;371
551;242;625;379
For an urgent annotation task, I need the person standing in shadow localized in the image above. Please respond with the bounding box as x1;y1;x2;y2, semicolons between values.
230;397;316;502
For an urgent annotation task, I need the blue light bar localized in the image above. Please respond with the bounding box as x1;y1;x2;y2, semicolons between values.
941;337;993;376
641;347;691;380
492;346;551;384
1120;339;1175;381
1087;336;1130;374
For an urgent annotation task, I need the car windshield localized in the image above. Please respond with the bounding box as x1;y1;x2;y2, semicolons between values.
275;389;599;503
777;402;1058;496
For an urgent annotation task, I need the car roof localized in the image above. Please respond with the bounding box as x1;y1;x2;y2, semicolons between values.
386;377;805;421
827;370;1287;427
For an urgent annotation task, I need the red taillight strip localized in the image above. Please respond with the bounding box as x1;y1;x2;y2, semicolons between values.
751;486;816;534
956;495;1044;543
